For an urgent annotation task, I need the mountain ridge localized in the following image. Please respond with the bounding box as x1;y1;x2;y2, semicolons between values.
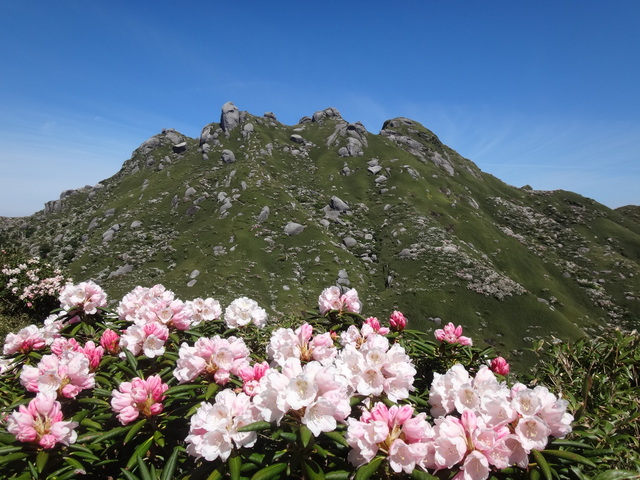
2;102;639;366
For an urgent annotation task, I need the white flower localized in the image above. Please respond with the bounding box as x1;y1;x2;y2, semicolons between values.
224;297;268;328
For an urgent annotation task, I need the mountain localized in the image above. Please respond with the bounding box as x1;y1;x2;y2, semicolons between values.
2;102;639;365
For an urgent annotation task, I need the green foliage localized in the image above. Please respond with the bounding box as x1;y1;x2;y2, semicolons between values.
528;328;640;474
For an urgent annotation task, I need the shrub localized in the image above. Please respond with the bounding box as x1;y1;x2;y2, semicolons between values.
0;282;634;480
529;328;640;473
0;249;70;330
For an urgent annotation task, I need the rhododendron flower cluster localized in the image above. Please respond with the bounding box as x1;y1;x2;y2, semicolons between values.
115;285;230;357
3;324;47;355
6;393;78;449
237;361;269;396
20;350;95;399
223;296;268;328
100;328;121;354
337;324;416;401
435;322;473;346
252;357;352;435
59;280;107;315
185;389;260;462
0;281;575;480
111;375;168;425
346;402;433;473
186;297;222;326
120;322;169;358
318;286;362;314
427;363;573;476
267;323;337;367
117;284;191;330
173;335;251;384
1;254;70;313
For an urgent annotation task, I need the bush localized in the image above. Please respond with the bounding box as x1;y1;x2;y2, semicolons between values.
0;282;635;480
529;328;640;473
0;249;70;333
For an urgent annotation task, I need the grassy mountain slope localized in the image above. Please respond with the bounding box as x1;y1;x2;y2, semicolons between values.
2;104;639;366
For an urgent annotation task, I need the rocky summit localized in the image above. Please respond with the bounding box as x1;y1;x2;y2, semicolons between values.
2;102;639;364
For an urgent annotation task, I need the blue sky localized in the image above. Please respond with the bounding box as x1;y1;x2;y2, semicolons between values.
1;1;639;217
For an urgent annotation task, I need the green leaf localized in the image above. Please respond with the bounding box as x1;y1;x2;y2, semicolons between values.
205;467;224;480
542;449;597;467
408;394;431;407
0;446;23;456
126;435;154;470
237;420;273;432
532;450;552;480
276;431;297;442
63;456;86;472
77;425;129;444
124;419;148;444
136;453;153;480
303;459;325;480
411;470;439;480
548;439;594;450
69;450;101;462
120;468;141;480
123;348;139;370
322;430;348;447
205;382;219;400
354;456;383;480
79;417;103;430
0;452;29;465
77;397;111;407
592;470;640;480
325;471;350;480
159;446;181;480
229;452;242;480
35;450;49;474
300;424;313;448
165;383;204;396
250;463;287;480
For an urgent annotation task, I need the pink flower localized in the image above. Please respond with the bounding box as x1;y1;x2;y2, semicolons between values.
318;286;362;315
59;280;107;315
389;311;407;332
119;323;169;358
100;329;121;354
20;352;95;399
490;357;510;376
185;389;260;461
6;393;78;449
267;323;337;367
173;336;250;384
111;375;168;425
3;324;47;355
237;361;269;396
365;317;390;335
186;297;222;326
346;402;433;471
79;341;104;371
434;322;473;346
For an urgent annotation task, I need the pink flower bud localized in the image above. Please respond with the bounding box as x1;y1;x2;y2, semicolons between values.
100;329;120;354
389;311;407;332
490;356;510;375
